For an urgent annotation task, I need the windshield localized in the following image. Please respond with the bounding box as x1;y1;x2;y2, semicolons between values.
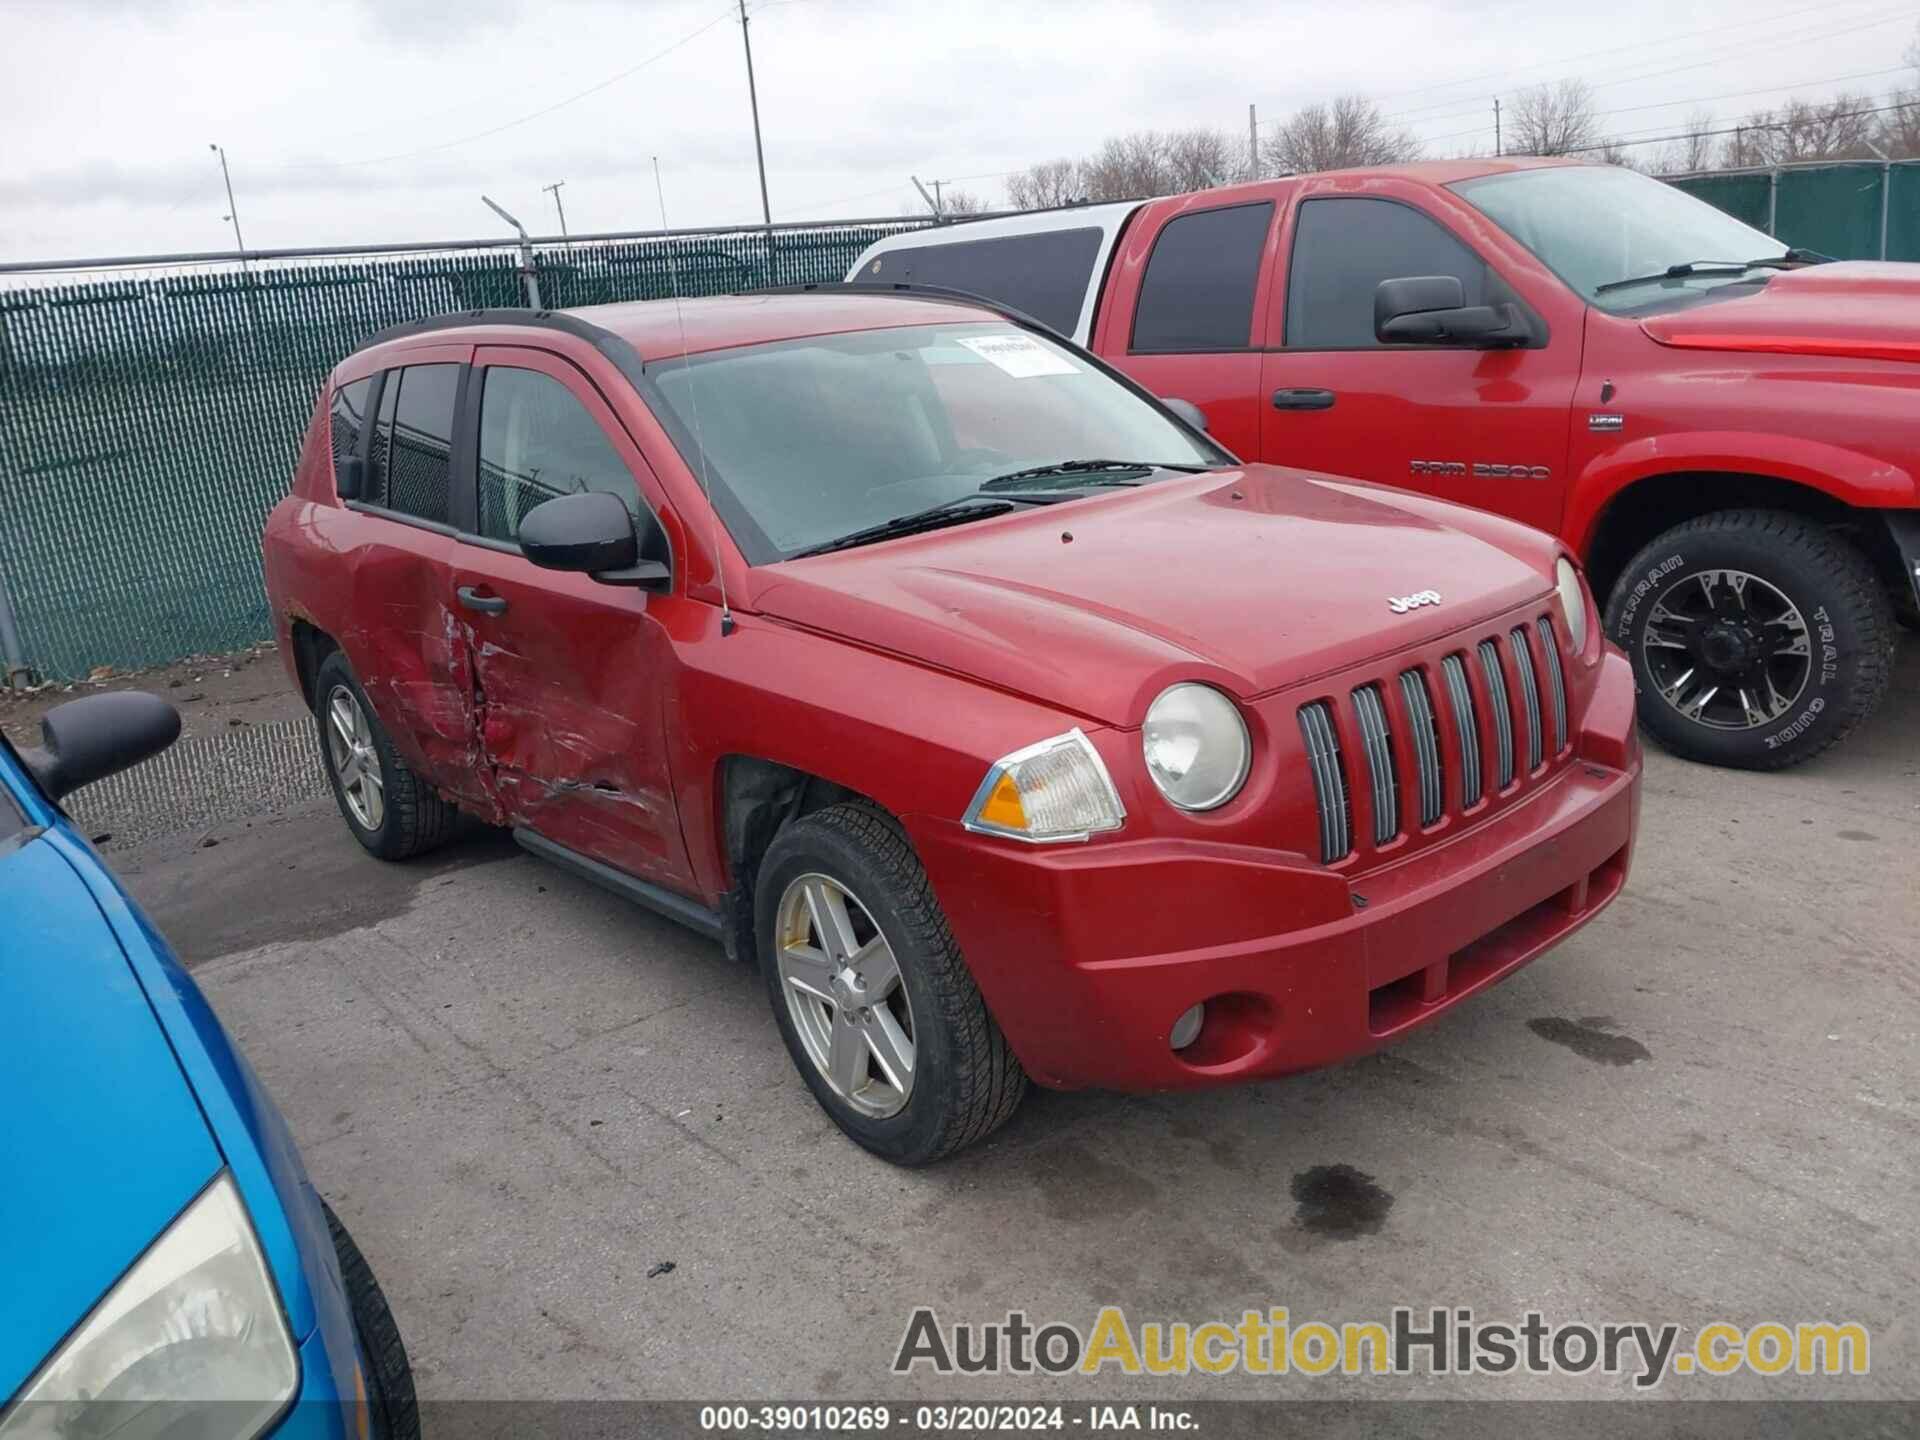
1453;166;1788;314
647;322;1221;563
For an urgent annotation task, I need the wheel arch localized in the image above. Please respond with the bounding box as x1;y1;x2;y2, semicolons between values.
712;755;887;964
1578;469;1894;606
288;619;340;711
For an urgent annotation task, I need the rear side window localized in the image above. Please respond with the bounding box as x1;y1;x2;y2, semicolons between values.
379;364;461;524
328;377;372;478
861;228;1103;336
477;368;640;542
1286;197;1489;349
1130;202;1272;352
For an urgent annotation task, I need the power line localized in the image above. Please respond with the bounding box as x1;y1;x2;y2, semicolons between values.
1565;98;1917;154
268;6;736;175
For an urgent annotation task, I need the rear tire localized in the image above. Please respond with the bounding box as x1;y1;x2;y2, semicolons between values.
1603;510;1893;769
755;802;1027;1165
323;1200;419;1440
313;651;461;859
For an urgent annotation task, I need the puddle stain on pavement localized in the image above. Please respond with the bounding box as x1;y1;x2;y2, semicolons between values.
68;718;331;850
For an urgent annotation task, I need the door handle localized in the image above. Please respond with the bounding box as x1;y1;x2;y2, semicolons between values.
1272;388;1336;411
457;586;508;615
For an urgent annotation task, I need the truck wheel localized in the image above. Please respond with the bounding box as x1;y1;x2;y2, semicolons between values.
322;1199;420;1440
755;802;1027;1165
313;651;461;859
1604;510;1893;769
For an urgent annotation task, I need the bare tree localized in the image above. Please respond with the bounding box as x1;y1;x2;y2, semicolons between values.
1876;91;1920;160
1006;157;1085;210
1080;132;1175;200
1730;92;1879;165
1508;79;1603;156
1263;94;1420;174
1163;127;1243;190
1654;110;1718;174
938;189;988;216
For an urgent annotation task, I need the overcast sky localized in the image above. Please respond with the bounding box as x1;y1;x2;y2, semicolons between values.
1;0;1914;263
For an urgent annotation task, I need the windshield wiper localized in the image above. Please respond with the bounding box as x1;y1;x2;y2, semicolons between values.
979;458;1217;491
1594;259;1774;296
788;495;1021;559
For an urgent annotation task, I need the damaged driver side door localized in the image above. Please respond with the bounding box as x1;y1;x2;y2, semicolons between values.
447;346;696;892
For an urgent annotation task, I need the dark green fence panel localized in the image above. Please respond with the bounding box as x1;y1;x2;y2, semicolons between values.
0;222;926;679
1672;172;1773;233
1672;161;1920;260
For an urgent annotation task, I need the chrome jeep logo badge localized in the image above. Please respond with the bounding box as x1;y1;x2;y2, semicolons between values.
1388;589;1442;614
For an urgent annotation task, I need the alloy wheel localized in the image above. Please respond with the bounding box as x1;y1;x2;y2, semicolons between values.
775;873;916;1119
325;684;387;830
1640;568;1812;731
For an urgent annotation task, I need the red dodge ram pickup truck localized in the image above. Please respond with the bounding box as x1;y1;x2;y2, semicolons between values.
852;159;1920;770
263;292;1639;1163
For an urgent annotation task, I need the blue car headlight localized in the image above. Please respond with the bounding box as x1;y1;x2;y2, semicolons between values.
0;1173;297;1439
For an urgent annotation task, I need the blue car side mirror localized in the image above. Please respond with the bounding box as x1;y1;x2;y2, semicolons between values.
21;692;181;802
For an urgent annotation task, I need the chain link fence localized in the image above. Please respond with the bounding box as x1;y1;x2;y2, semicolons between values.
0;220;931;682
1670;159;1920;260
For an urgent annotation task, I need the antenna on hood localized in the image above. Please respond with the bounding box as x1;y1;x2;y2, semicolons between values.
652;156;734;637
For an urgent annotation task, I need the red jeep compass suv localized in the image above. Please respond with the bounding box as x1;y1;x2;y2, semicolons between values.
262;292;1641;1163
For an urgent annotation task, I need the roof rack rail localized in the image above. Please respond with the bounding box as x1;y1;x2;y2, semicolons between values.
742;280;1060;337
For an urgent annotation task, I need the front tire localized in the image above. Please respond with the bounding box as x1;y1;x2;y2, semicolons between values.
323;1200;419;1440
313;651;461;859
755;802;1027;1165
1604;510;1893;769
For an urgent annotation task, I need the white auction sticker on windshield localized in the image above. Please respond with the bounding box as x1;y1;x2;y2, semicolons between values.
955;332;1079;378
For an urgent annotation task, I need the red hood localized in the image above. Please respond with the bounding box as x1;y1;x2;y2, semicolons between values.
1641;262;1920;364
746;467;1556;727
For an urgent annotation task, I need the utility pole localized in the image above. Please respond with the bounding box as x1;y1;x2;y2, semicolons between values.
541;180;569;237
1493;98;1502;157
738;0;772;227
208;143;246;262
1248;103;1259;182
911;175;942;219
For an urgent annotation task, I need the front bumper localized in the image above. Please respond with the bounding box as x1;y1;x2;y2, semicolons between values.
907;674;1641;1092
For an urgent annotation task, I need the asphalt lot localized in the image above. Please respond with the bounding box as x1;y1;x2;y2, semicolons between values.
87;640;1919;1406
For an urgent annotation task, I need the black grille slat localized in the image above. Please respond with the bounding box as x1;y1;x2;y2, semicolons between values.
1351;684;1399;845
1536;616;1568;754
1441;653;1482;807
1298;702;1351;863
1398;669;1445;828
1477;640;1515;789
1509;628;1545;772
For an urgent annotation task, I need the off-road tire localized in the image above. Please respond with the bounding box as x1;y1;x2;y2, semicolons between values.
322;1200;420;1440
313;651;461;859
756;802;1027;1165
1604;510;1893;770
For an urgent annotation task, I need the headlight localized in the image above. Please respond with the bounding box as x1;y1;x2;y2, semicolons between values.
1555;556;1589;653
1143;683;1251;811
962;728;1126;843
0;1174;297;1440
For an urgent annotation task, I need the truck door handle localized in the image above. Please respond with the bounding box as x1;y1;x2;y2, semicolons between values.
1272;388;1336;411
457;586;508;615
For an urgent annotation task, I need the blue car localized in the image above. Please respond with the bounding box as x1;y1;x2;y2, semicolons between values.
1;693;418;1439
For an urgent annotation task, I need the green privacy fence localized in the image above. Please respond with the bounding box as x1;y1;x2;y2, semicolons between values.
0;221;930;682
1670;160;1920;260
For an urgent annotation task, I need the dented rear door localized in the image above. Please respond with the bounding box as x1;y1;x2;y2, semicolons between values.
447;346;696;891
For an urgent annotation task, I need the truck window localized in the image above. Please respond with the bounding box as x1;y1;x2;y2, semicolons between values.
1130;202;1272;353
862;229;1103;337
381;364;461;525
1285;197;1489;349
476;367;640;542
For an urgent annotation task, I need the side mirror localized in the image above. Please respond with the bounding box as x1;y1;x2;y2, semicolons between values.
1374;275;1526;347
21;692;181;802
519;491;670;588
1160;397;1210;433
335;455;367;500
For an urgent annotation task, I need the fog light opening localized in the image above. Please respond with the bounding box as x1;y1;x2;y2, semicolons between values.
1169;1003;1205;1052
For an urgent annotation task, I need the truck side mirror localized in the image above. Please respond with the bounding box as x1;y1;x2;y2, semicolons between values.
1374;275;1526;348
